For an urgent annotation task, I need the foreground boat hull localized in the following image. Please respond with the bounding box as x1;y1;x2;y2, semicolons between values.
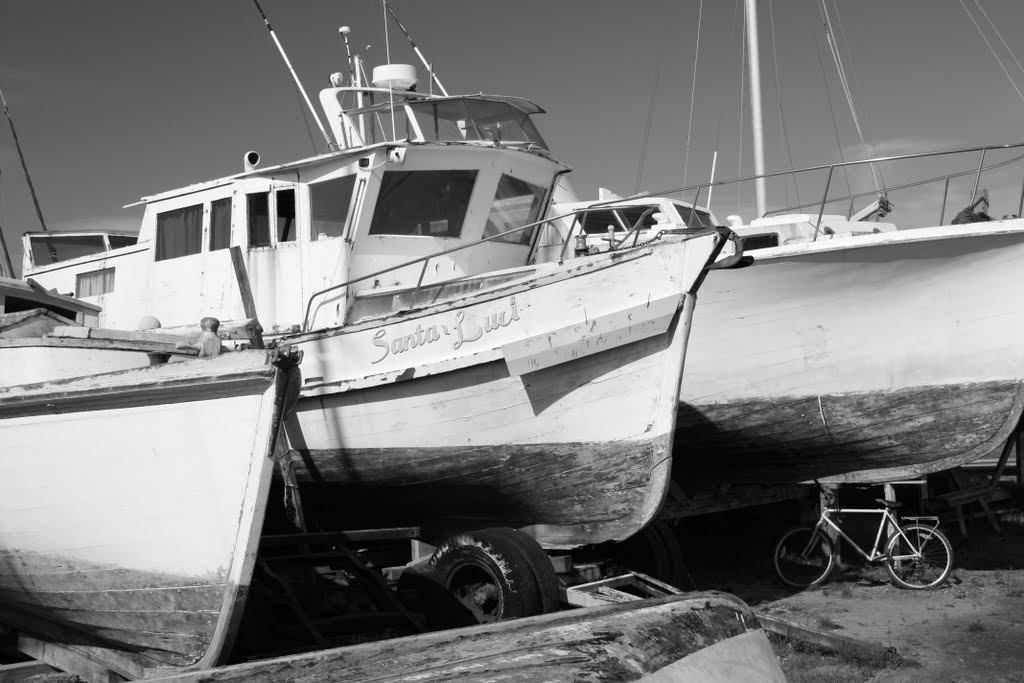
0;351;294;678
284;237;721;548
145;592;785;683
677;223;1024;486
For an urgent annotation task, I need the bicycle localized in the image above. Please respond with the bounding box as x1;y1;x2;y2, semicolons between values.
773;483;954;590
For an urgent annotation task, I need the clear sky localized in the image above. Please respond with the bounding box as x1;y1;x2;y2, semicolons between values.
3;0;1024;275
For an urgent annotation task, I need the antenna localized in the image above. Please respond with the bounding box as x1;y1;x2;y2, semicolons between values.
380;0;449;96
339;26;357;89
251;0;334;151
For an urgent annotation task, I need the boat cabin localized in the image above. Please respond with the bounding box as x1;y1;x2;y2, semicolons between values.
21;70;572;335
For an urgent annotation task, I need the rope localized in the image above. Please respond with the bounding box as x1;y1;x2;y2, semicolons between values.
960;0;1024;108
635;30;667;194
681;0;704;189
709;0;742;208
768;0;800;207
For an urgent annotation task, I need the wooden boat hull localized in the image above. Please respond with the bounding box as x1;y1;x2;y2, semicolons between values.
283;236;722;548
677;222;1024;486
0;351;295;679
145;592;785;682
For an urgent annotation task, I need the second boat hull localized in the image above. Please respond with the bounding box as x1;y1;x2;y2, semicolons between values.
677;223;1024;486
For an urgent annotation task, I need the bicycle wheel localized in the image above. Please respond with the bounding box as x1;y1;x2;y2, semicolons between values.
885;524;953;589
773;526;836;588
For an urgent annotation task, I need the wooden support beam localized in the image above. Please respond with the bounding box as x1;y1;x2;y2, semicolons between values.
0;659;55;682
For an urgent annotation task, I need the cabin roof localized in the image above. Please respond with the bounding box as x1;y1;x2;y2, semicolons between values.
347;93;545;117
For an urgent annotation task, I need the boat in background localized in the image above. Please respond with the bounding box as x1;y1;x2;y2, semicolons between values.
552;140;1024;494
0;346;300;680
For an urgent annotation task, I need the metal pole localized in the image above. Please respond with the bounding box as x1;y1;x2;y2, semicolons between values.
381;0;449;96
688;186;704;228
813;166;834;241
252;0;333;150
940;176;950;225
745;0;767;218
1018;174;1024;218
970;148;987;204
706;151;718;211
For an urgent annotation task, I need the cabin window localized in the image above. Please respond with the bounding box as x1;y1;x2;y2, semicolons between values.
311;175;356;240
247;193;271;248
741;233;780;250
107;235;138;249
580;206;671;235
483;174;546;245
674;205;714;228
369;170;477;238
4;296;77;320
30;235;106;265
580;210;628;235
155;204;203;261
408;99;548;149
210;198;232;251
277;189;296;242
76;268;116;297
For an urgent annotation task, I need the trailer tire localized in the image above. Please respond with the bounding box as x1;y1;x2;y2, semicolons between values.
483;527;561;613
430;529;541;623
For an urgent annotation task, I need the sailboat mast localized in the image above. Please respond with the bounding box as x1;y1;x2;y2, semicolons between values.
744;0;767;217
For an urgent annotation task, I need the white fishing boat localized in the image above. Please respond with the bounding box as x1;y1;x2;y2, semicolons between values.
0;346;301;679
15;22;735;547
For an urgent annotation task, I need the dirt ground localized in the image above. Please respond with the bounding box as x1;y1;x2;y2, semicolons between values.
673;493;1024;683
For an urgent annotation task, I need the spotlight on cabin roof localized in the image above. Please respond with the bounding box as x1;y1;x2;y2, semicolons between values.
372;64;417;91
330;72;345;87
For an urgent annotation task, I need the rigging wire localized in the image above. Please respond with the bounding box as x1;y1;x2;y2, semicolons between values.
634;28;667;194
383;0;397;142
811;13;852;202
827;0;884;192
768;0;800;207
962;0;1024;107
819;0;881;193
709;0;743;198
974;1;1024;79
681;0;704;189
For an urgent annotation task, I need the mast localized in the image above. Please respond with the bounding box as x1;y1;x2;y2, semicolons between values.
744;0;767;217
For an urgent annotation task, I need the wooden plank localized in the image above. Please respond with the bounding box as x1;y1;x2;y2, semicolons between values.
757;614;895;662
18;635;127;683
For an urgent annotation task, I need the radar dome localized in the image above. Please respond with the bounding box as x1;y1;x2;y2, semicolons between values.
371;64;417;91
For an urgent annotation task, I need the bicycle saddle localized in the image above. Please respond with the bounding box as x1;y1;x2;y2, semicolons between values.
875;498;902;509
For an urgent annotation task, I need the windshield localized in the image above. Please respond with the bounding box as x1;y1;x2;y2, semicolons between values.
408;99;548;149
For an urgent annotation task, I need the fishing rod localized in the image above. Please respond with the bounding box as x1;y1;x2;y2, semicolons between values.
379;0;448;96
0;87;57;264
251;0;334;151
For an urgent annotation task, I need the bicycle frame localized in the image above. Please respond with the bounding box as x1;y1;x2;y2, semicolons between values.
813;508;940;563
